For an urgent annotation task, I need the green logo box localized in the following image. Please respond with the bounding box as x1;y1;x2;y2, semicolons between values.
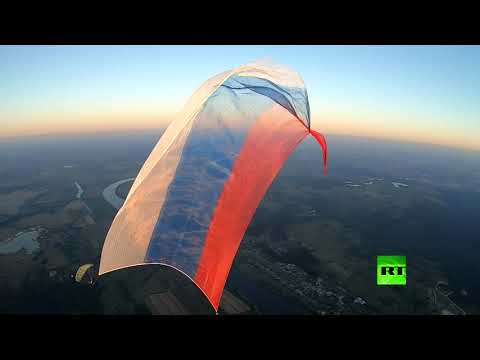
377;256;406;286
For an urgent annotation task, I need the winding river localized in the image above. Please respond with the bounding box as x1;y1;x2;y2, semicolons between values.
102;178;135;210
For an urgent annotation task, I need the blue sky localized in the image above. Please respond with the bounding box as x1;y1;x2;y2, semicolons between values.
1;45;479;150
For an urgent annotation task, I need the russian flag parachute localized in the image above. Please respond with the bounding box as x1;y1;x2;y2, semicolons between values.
99;60;328;312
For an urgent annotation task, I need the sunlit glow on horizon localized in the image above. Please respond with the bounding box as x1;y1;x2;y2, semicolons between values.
3;113;478;152
1;45;479;152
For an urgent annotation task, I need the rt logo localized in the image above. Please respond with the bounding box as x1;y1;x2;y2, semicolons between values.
377;256;406;286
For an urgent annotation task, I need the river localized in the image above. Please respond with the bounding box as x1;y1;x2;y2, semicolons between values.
102;178;135;210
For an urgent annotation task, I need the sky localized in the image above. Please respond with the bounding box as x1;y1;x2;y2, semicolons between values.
1;45;479;151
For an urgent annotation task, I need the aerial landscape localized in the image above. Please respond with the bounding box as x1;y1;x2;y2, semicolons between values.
0;131;478;314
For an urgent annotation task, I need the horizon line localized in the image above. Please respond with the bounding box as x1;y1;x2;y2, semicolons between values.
1;128;479;154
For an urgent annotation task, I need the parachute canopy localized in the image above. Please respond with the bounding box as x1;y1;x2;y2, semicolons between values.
75;263;94;283
99;60;328;312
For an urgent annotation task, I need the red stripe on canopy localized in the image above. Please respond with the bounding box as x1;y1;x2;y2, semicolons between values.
309;129;328;175
194;105;309;310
